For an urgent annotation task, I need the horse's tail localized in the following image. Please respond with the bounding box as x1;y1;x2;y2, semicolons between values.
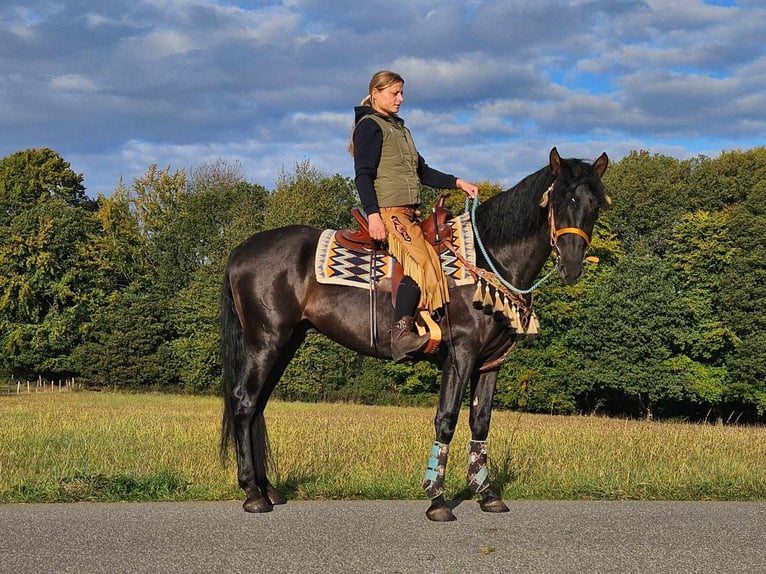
219;268;271;485
219;269;242;466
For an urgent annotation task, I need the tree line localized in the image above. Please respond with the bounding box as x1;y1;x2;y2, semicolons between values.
1;146;764;421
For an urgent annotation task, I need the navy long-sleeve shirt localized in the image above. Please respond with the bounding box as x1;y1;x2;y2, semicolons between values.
352;105;457;215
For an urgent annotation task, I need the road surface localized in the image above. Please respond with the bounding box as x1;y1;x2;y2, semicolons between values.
1;500;764;573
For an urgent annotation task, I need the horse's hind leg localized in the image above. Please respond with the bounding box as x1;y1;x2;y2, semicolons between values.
230;393;273;513
230;328;306;513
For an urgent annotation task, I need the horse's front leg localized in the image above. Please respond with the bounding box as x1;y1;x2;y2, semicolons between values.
468;368;510;513
423;354;473;522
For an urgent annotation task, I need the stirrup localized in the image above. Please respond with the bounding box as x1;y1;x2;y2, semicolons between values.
416;310;441;354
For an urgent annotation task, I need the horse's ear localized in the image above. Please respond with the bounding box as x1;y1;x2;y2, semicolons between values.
549;147;561;177
592;152;608;178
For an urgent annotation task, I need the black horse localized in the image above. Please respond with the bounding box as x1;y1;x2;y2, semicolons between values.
220;147;609;521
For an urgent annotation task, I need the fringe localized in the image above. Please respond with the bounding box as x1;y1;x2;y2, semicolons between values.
387;223;449;314
470;276;539;335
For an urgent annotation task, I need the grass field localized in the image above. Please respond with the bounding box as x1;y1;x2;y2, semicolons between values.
1;391;764;504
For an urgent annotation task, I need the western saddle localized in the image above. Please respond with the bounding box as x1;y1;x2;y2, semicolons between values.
333;194;454;355
334;194;453;254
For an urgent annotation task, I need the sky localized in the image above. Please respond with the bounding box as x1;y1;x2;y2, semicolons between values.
1;0;764;197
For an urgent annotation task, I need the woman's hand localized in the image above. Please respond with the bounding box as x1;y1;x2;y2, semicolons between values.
456;178;479;199
367;212;387;242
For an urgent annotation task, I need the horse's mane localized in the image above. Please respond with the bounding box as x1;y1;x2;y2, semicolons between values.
475;157;607;246
474;166;551;245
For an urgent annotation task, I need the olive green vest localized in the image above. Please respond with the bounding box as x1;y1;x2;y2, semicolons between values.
363;114;421;207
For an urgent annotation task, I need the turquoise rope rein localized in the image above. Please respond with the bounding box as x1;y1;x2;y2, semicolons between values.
467;197;556;295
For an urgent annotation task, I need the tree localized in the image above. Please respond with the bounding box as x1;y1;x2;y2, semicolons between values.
168;163;268;393
0;150;100;379
263;160;357;230
665;209;737;366
77;159;266;391
74;285;179;389
565;256;701;418
721;179;766;415
0;148;93;227
602;151;691;255
726;332;766;417
688;147;766;210
87;188;147;290
127;164;191;292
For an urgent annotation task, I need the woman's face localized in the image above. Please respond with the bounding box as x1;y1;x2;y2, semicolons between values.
372;82;404;116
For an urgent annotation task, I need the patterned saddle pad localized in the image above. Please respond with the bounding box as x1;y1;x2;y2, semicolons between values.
315;213;477;289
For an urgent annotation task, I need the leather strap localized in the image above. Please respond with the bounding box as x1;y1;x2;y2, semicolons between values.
555;226;591;246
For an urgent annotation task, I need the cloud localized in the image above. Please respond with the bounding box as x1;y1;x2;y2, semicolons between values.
50;74;99;92
0;0;763;196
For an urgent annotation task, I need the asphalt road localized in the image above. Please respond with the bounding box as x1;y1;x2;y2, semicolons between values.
1;500;764;573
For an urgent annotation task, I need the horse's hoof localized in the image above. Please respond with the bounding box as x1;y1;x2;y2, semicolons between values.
479;491;510;513
243;497;273;513
426;500;457;522
266;484;287;506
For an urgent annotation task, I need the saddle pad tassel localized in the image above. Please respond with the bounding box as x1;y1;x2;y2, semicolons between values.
493;292;507;324
509;303;522;331
482;283;494;315
472;282;484;309
503;299;515;327
493;292;505;314
525;311;540;335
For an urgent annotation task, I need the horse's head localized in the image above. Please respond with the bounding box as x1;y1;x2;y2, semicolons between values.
539;147;610;285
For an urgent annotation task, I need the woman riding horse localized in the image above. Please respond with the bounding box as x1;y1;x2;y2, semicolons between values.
351;70;479;362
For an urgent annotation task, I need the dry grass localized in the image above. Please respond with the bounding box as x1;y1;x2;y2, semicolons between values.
1;392;764;503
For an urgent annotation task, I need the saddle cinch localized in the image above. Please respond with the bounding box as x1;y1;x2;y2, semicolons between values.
334;194;454;353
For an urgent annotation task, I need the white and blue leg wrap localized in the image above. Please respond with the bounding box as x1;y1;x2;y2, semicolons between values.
467;440;491;494
422;441;449;499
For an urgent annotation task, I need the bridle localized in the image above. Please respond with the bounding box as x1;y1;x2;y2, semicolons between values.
542;179;592;259
467;177;596;295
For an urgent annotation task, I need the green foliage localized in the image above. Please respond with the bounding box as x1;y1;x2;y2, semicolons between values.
0;150;101;379
2;145;766;421
687;147;766;209
73;286;179;389
726;332;766;415
170;262;225;394
721;179;766;412
264;160;357;230
89;190;146;288
602;150;691;254
277;334;360;402
565;256;699;417
495;344;579;414
0;148;93;226
666;209;737;365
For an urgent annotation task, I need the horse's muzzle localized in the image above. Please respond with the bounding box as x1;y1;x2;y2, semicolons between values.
557;260;584;285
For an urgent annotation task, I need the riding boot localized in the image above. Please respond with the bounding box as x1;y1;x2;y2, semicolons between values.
390;315;429;363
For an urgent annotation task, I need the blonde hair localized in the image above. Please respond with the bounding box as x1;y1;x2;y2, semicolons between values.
361;69;405;107
349;70;405;155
